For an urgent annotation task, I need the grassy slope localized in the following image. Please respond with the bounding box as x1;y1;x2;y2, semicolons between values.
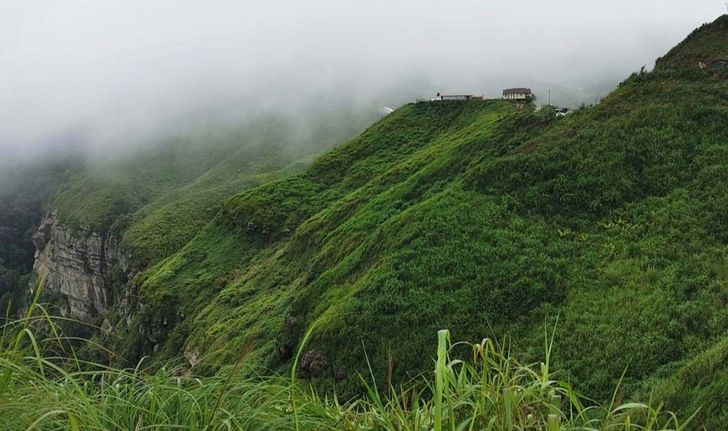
2;310;691;430
37;16;723;428
117;101;503;360
126;18;728;428
656;14;728;70
51;110;375;269
119;119;310;266
52;132;242;234
647;334;728;430
470;70;728;427
119;109;379;267
128;99;543;374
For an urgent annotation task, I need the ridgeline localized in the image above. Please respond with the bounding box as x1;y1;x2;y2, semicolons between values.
6;14;728;429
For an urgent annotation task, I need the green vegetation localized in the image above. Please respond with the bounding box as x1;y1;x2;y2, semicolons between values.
96;16;728;430
656;14;728;70
0;298;694;430
5;14;728;430
50;109;375;268
646;334;728;430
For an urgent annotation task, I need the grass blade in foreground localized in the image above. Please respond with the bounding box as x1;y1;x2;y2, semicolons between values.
0;309;695;430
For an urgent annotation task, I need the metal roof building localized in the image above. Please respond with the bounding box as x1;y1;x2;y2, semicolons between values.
502;88;533;100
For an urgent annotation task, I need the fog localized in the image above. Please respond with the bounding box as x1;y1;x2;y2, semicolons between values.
0;0;723;160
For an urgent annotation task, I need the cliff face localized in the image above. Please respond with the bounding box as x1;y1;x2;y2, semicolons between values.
32;213;125;322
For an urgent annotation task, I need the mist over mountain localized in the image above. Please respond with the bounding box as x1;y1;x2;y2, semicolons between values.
2;4;728;430
1;1;722;160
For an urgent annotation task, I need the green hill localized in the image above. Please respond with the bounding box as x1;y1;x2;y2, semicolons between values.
39;15;728;429
656;14;728;70
51;108;375;265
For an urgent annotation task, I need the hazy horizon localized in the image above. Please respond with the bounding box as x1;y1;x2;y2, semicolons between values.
1;1;724;160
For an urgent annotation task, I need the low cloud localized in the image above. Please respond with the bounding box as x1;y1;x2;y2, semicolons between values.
0;0;722;159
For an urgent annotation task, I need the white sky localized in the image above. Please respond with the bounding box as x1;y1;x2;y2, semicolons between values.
0;0;724;158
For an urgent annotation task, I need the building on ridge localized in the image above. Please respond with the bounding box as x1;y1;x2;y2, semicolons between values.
502;88;533;100
435;92;476;101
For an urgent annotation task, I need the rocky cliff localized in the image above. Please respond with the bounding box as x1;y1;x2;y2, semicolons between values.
32;213;125;322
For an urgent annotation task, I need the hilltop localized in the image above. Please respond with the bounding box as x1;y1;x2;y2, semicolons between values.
18;14;728;429
656;14;728;70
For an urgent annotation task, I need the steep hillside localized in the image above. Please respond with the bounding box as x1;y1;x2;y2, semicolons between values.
116;109;375;267
32;109;376;323
33;14;728;429
656;14;728;70
647;334;728;430
93;17;728;429
116;100;524;359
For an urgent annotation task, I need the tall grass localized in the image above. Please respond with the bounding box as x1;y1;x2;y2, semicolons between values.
0;289;696;430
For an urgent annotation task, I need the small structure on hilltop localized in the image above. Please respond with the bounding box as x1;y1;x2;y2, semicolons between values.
434;92;482;101
502;88;533;100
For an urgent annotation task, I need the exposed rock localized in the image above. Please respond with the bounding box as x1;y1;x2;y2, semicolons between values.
32;213;125;322
298;350;329;378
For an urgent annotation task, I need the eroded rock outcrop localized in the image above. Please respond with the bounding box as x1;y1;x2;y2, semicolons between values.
32;213;123;322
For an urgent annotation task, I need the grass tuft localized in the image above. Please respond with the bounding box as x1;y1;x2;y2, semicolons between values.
0;296;693;430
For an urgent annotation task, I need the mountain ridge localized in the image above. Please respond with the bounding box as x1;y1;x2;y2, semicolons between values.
22;14;728;429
